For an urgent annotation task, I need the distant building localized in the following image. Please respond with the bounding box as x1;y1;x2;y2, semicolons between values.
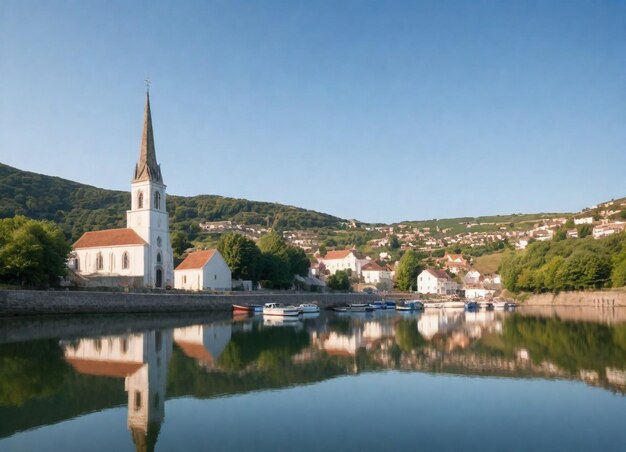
174;249;232;291
593;223;626;239
443;253;469;274
463;270;481;285
417;268;457;295
574;217;594;225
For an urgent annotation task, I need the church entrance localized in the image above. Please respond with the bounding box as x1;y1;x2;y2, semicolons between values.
155;268;162;288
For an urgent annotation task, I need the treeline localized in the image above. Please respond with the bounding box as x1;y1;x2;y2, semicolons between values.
500;232;626;293
217;231;309;289
0;163;344;243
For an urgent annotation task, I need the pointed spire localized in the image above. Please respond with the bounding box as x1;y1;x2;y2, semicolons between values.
133;90;163;183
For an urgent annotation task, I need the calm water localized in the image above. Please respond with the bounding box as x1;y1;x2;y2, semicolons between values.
1;306;626;452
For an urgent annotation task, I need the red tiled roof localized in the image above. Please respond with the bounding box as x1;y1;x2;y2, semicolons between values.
425;268;451;280
175;340;214;364
176;249;217;270
323;250;353;260
73;228;147;249
362;261;384;272
65;358;143;378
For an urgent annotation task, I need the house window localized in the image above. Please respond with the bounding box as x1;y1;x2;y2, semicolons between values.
96;253;103;270
138;191;144;209
122;252;129;269
183;275;187;284
75;258;80;271
154;191;161;209
134;391;142;411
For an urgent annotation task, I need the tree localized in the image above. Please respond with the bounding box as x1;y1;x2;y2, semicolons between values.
577;224;592;238
389;235;400;250
395;250;422;292
286;246;309;277
318;244;327;257
0;216;70;287
217;233;261;282
257;230;288;256
171;230;191;256
327;270;351;291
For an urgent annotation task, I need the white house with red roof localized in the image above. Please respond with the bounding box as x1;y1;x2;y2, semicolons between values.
443;253;469;274
361;261;392;284
319;249;364;275
174;249;231;291
417;268;457;295
72;92;174;288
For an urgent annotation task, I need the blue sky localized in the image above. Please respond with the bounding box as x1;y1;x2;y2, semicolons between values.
1;1;624;223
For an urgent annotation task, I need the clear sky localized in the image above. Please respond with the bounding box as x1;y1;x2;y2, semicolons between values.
1;0;624;223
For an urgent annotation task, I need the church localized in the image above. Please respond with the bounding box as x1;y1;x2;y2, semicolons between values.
72;92;174;288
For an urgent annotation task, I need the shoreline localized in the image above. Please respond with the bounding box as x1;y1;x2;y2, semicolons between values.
0;289;377;316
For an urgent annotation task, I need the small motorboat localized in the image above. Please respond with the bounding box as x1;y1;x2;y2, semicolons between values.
350;303;368;312
396;300;424;311
263;303;301;317
424;301;444;309
332;305;349;312
464;301;479;310
492;301;507;309
299;303;320;313
369;301;385;310
384;300;397;310
232;304;263;313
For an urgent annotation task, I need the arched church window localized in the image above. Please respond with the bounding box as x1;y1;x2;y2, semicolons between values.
157;236;162;247
138;191;144;209
96;253;103;270
157;252;162;264
122;252;129;269
154;191;161;209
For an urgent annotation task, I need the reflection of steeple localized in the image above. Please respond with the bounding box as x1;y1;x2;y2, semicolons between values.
62;330;172;452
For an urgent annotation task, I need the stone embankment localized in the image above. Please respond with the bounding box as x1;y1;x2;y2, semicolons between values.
524;290;626;307
0;290;378;316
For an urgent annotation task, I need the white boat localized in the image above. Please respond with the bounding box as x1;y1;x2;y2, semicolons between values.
492;301;507;309
442;301;465;309
263;302;301;317
299;303;320;313
349;303;368;312
424;302;444;309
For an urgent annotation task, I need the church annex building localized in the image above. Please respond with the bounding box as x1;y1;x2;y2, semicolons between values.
72;93;174;289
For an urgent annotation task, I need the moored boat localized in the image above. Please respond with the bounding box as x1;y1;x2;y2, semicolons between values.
443;301;465;309
397;300;424;311
369;301;385;310
350;303;368;312
263;302;301;317
299;303;320;313
332;306;349;312
384;300;397;310
232;304;263;313
464;301;479;310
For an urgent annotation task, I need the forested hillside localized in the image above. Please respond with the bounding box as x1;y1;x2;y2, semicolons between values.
0;163;344;242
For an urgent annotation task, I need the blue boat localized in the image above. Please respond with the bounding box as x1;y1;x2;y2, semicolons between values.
384;300;397;310
396;300;424;311
464;301;479;310
369;301;385;310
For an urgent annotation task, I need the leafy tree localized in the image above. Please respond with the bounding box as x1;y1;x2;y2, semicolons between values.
0;216;70;287
171;230;191;256
257;230;288;256
318;244;327;257
327;270;351;291
577;224;592;238
217;233;261;282
286;246;309;277
565;218;575;229
389;235;400;250
395;250;421;292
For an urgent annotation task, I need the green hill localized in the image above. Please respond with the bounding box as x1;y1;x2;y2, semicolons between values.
0;163;344;242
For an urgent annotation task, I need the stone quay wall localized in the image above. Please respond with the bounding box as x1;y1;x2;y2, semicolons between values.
524;289;626;307
0;290;378;316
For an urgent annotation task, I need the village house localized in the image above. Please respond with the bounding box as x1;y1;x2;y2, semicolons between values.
592;223;626;239
463;270;481;285
442;253;469;274
174;249;232;291
319;249;366;275
417;268;457;295
361;261;393;285
574;217;594;225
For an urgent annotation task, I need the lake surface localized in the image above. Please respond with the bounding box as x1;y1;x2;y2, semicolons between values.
1;306;626;452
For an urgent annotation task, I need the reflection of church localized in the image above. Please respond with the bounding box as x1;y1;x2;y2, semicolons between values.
63;331;172;452
71;91;174;288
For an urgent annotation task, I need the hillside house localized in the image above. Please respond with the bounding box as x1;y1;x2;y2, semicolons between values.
593;223;626;239
319;250;364;275
417;268;457;295
361;261;393;285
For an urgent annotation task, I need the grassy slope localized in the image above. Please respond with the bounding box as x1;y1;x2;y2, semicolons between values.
472;249;513;274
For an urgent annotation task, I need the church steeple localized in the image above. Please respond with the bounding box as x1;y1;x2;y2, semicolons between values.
133;91;163;184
